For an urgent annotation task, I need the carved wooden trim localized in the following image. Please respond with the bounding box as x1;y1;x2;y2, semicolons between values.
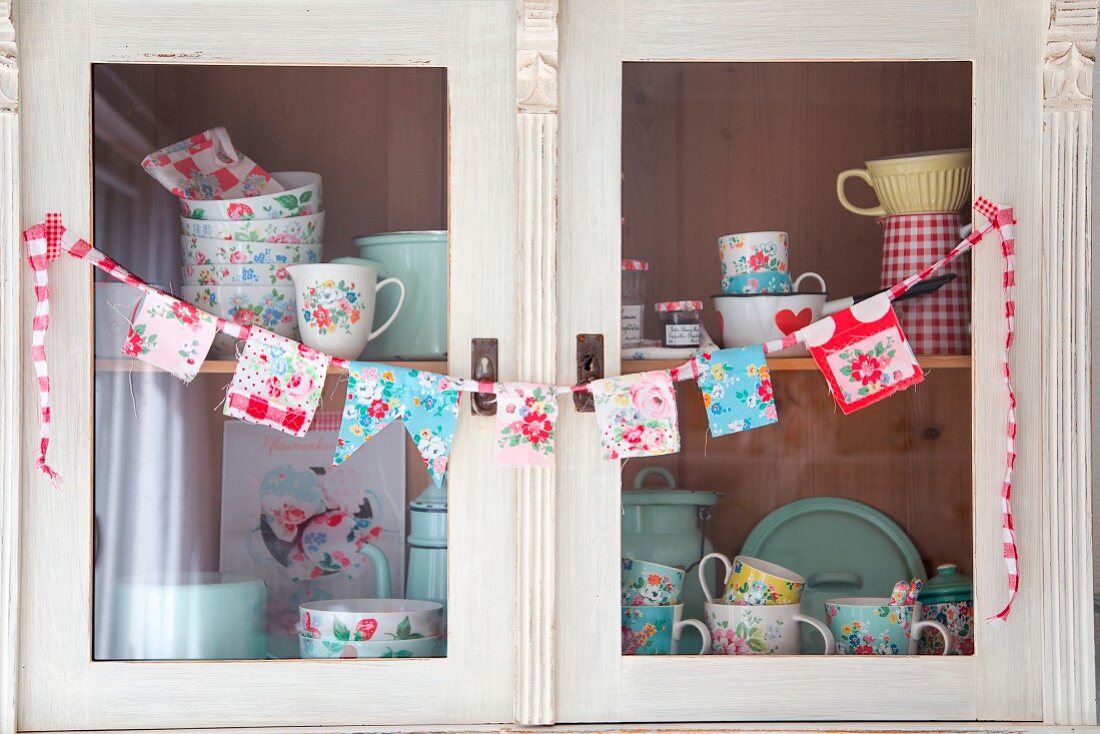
515;0;558;725
0;0;19;730
1044;0;1097;108
1041;0;1097;725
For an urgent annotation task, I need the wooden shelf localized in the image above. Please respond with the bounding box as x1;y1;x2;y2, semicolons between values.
96;359;448;374
622;355;971;374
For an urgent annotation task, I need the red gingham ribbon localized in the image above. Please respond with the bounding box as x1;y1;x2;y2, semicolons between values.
23;221;61;487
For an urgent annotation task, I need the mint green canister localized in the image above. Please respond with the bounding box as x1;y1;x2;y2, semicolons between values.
352;230;447;360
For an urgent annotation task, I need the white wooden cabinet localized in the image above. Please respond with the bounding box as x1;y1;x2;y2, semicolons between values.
0;0;1097;732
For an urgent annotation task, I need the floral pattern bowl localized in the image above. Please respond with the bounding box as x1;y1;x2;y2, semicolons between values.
180;211;325;244
181;284;298;339
299;634;441;659
182;263;294;287
299;599;444;643
180;235;323;266
180;171;323;221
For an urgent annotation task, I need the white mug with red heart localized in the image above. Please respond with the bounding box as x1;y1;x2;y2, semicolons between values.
712;273;845;356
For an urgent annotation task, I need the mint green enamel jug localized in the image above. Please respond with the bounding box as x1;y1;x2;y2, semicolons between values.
622;467;720;652
351;231;447;360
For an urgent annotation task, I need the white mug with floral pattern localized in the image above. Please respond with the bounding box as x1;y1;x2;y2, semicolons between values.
705;601;833;655
287;263;405;359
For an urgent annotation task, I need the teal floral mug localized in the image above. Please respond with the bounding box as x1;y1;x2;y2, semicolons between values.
825;597;951;655
621;557;685;606
621;604;710;655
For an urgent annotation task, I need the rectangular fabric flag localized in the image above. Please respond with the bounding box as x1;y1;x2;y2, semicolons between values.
224;327;331;437
589;371;680;460
693;347;778;437
801;292;924;414
495;383;558;467
141;126;282;200
334;364;461;488
122;292;218;383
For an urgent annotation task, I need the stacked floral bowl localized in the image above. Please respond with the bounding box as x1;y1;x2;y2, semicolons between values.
298;599;444;659
179;171;325;339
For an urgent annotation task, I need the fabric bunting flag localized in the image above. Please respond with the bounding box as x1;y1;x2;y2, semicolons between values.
141;126;282;200
693;347;778;437
334;363;461;488
495;383;559;467
590;370;680;460
122;292;218;383
802;293;924;414
224;327;331;437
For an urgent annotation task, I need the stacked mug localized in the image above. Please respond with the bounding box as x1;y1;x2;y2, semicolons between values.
712;231;829;356
698;553;833;655
179;171;325;342
620;558;710;655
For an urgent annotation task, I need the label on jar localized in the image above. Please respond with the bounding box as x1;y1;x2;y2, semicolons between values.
664;323;700;347
621;305;643;343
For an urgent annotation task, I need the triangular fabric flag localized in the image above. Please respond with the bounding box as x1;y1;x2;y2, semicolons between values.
334;364;460;488
224;327;331;436
693;347;778;436
802;292;924;414
589;370;680;460
141;126;282;200
122;292;218;383
495;382;559;467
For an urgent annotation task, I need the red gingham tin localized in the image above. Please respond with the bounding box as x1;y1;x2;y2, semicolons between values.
879;212;971;355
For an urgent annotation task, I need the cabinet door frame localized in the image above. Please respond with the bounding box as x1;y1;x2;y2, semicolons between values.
554;0;1093;725
2;1;520;730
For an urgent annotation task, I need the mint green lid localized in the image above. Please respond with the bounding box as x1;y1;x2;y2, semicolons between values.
921;563;973;604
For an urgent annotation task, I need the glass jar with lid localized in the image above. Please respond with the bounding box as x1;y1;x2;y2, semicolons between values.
654;300;703;348
621;259;649;346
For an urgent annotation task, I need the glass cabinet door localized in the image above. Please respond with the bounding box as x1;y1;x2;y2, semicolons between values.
555;0;1043;724
18;1;517;729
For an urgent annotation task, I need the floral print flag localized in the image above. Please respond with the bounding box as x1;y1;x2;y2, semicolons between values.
224;327;331;437
590;371;680;460
495;383;559;467
693;347;778;436
802;293;924;415
334;364;461;487
141;127;282;200
122;292;218;383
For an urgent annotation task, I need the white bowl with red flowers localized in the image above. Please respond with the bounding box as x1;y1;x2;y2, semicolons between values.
298;599;444;643
181;284;298;339
180;235;323;266
179;171;322;221
180;211;324;244
182;263;295;287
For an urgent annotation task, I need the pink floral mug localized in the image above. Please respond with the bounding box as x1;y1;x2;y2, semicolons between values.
287;263;405;360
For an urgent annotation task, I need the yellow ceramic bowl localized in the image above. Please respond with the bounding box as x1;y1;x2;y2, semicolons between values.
721;555;804;605
836;148;971;216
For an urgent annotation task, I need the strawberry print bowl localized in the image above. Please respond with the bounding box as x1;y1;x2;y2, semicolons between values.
180;235;323;266
180;171;323;221
299;635;442;659
180;211;325;244
298;599;444;644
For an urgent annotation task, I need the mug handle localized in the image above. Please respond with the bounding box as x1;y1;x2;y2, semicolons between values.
794;613;835;655
673;619;712;655
698;552;733;603
911;620;952;655
792;272;827;294
836;168;887;217
357;542;393;599
369;277;407;341
245;526;279;566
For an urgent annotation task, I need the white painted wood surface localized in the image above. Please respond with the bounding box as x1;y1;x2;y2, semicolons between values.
12;0;518;730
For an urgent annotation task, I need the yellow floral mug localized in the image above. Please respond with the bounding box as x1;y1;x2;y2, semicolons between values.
699;553;804;606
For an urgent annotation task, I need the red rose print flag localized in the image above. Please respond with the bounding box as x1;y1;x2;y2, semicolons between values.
589;371;680;459
123;292;218;383
801;293;924;414
495;383;559;467
224;327;331;437
141;127;283;200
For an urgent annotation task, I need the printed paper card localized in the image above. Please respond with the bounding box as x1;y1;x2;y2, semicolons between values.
590;370;680;460
693;347;778;436
495;383;558;467
141;126;282;200
122;292;218;383
224;327;331;437
802;293;924;414
334;364;461;488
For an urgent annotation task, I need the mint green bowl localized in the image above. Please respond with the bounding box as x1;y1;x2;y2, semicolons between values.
352;231;447;360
